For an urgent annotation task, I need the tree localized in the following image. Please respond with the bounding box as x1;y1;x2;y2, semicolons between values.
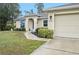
0;3;20;31
30;9;33;14
24;9;33;15
35;3;44;14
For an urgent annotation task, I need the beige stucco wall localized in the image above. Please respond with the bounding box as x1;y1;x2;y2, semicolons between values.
54;9;79;15
25;16;38;32
16;21;20;28
47;9;79;30
37;19;43;28
48;13;54;30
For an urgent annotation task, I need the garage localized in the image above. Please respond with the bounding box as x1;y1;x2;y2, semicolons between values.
43;3;79;38
54;13;79;38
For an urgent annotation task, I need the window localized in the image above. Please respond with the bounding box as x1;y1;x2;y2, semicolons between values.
43;20;48;27
20;20;25;28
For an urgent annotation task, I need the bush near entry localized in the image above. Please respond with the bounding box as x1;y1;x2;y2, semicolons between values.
35;27;53;39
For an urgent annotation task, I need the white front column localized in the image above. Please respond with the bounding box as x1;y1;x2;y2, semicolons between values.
25;18;29;31
33;17;37;32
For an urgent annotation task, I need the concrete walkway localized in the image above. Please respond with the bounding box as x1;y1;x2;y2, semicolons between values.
31;37;79;55
24;32;51;41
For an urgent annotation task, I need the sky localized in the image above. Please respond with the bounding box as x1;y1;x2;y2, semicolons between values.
19;3;64;15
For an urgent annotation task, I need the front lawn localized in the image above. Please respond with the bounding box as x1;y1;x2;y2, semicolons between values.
0;31;45;55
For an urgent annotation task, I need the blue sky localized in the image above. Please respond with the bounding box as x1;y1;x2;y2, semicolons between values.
19;3;64;15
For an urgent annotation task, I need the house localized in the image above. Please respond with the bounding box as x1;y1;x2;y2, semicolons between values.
43;3;79;38
16;3;79;38
15;16;25;28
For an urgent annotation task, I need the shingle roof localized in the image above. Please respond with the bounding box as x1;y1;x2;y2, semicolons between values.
25;13;38;17
25;13;48;19
43;3;79;12
15;16;25;21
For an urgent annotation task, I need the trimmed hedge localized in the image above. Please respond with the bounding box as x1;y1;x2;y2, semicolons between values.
35;28;53;39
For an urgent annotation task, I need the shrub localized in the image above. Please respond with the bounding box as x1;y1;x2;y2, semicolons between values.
35;28;40;35
5;25;11;31
35;27;48;34
36;27;53;39
5;24;15;31
14;28;26;31
47;30;53;39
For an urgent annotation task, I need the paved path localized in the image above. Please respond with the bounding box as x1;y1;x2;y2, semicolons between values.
31;37;79;55
24;32;51;41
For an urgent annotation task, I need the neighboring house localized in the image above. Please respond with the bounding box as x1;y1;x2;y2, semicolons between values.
15;16;25;28
16;20;21;28
43;3;79;38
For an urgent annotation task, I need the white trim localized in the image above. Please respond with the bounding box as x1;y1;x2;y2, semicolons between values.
55;11;79;15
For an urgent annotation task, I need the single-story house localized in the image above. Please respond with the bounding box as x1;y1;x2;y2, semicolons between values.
16;3;79;38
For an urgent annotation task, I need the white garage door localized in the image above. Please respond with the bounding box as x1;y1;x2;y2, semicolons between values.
54;13;79;38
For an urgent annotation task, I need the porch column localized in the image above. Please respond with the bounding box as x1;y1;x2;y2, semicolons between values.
48;13;54;30
33;17;37;32
48;13;54;38
25;18;29;31
52;13;54;30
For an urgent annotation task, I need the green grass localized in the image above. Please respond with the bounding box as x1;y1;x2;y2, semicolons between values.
0;31;45;55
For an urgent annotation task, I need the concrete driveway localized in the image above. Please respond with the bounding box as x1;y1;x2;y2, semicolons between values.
31;37;79;55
